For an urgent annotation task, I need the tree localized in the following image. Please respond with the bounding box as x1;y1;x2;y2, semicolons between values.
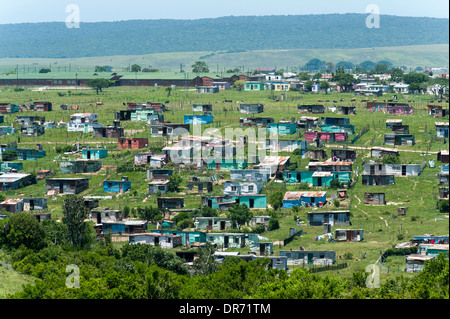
62;195;92;247
130;64;141;72
191;61;209;73
268;191;284;211
86;78;113;94
370;64;389;75
428;78;449;98
335;61;354;71
94;66;106;72
0;212;46;250
1;150;17;161
226;203;253;229
165;87;172;97
268;219;279;231
233;79;246;91
438;200;449;214
319;80;330;93
359;61;377;71
167;173;182;192
304;80;313;91
304;59;326;72
297;72;310;81
192;243;218;276
403;72;428;84
39;68;51;73
313;72;322;80
331;70;355;92
389;68;405;82
139;206;162;225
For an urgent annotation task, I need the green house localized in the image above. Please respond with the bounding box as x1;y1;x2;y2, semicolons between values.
82;148;108;160
266;123;297;135
207;159;248;170
284;171;351;186
233;194;267;209
244;81;264;91
130;109;158;121
321;124;355;135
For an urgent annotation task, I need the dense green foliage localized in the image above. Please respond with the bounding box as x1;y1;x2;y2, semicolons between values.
0;14;447;58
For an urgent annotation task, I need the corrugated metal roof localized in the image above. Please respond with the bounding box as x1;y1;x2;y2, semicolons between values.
312;171;333;177
308;161;352;166
0;198;24;205
259;156;290;166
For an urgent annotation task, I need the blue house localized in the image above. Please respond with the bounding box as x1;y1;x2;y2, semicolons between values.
0;126;16;136
0;162;23;173
233;194;267;209
266;123;297;135
184;114;213;124
283;191;327;208
321;117;350;126
151;230;207;245
82;148;108;160
103;177;131;193
284;171;351;185
0;115;3;123
102;220;148;235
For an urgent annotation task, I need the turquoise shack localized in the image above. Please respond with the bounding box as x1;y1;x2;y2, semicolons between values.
207;158;248;170
284;171;351;186
82;148;108;160
266;123;297;135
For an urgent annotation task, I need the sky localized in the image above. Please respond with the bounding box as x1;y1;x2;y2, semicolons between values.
0;0;448;24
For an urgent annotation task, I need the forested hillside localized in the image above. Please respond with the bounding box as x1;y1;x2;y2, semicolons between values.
0;14;448;58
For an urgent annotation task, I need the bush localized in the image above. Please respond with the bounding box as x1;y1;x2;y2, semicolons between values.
333;199;340;208
268;219;279;231
438;200;449;214
343;252;353;260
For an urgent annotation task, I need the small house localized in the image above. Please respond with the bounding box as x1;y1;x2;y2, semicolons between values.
320;124;355;135
337;106;356;115
284;171;351;185
363;164;421;177
20;123;45;137
22;197;47;211
130;109;158;121
386;119;403;129
115;110;133;121
196;86;219;93
70;113;98;124
206;233;248;249
0;126;16;136
45;178;89;195
193;104;213;112
307;210;351;226
67;122;103;133
201;196;235;210
223;181;263;195
362;175;395;186
82;148;108;160
439;187;449;200
428;105;449;118
283;191;327;208
308;161;352;172
0;173;33;191
146;169;173;181
16;116;45;126
239;104;264;114
37;170;53;180
265;139;308;152
150;123;190;138
186;177;213;194
157;197;185;209
118;137;148;150
412;235;449;245
0;162;23;173
0;198;24;213
93;124;124;138
148;180;169;194
103;177;131;193
405;255;435;273
0;103;19;114
371;147;399;159
302;149;327;160
298;116;320;130
230;169;271;182
195;217;232;231
233;194;267;209
331;149;356;162
212;82;231;90
435;122;449;138
364;193;386;205
266;122;297;135
398;207;408;216
206;158;248;170
280;250;336;265
321;117;350;126
33;101;52;112
438;165;449;185
250;242;274;255
129;233;182;248
335;229;363;242
184;114;213;124
254;155;290;176
60;160;101;174
297;105;325;114
438;150;449;164
391;125;410;134
304;131;348;143
240;117;274;127
102;220;148;235
387;104;413;115
153;230;206;246
90;209;122;224
244;82;264;91
417;244;449;257
0;115;3;123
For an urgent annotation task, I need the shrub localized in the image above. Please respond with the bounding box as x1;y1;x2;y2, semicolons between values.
268;219;279;231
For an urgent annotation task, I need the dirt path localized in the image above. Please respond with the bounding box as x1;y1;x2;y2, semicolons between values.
379;216;389;227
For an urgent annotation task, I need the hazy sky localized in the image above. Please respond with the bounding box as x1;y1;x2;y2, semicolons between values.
0;0;448;24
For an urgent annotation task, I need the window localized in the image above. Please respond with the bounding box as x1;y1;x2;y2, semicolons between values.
248;185;254;191
231;186;237;191
320;254;325;259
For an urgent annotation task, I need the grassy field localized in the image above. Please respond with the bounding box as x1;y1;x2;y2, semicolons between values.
0;84;448;293
0;44;448;73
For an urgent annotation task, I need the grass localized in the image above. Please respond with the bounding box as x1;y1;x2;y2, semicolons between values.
0;84;448;287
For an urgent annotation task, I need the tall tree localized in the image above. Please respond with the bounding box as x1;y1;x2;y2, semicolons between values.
226;203;253;229
130;64;142;72
191;61;209;73
0;212;46;250
62;195;90;247
86;78;113;94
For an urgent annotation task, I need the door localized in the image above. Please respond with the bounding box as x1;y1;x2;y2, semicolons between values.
96;213;101;224
260;244;265;255
307;253;313;265
220;220;225;230
249;198;255;208
402;166;407;176
370;166;375;175
59;183;64;194
317;177;322;186
224;236;229;248
208;199;213;208
87;151;91;159
154;236;159;245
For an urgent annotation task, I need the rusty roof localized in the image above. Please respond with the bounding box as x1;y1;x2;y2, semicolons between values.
308;161;352;166
0;198;24;205
259;156;290;165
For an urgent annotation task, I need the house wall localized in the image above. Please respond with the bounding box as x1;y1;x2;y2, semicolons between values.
230;169;271;182
363;164;421;176
280;250;336;265
45;179;89;194
362;175;395;185
307;212;350;226
223;182;263;195
103;181;131;193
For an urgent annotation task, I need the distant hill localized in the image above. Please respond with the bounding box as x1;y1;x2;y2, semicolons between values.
0;14;448;59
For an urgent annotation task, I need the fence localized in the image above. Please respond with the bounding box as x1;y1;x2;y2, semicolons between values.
351;124;370;144
282;229;304;247
309;262;348;273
